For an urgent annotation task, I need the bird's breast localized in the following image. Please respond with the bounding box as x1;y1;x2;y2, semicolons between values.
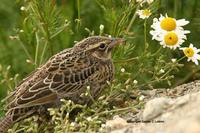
96;60;114;83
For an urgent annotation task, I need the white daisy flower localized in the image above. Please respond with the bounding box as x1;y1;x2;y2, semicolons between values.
120;68;125;73
157;30;188;50
159;69;165;74
180;44;200;65
19;30;24;33
86;117;92;121
137;9;151;19
171;58;177;63
150;14;190;40
20;6;26;11
133;80;138;84
99;24;104;31
139;95;145;101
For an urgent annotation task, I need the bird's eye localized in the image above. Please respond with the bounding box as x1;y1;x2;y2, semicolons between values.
99;43;106;50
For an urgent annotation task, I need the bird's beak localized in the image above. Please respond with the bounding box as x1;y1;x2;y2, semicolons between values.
108;38;126;49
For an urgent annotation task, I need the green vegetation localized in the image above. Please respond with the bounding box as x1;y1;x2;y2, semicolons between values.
0;0;200;132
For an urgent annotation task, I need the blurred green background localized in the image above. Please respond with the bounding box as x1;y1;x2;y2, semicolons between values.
0;0;200;101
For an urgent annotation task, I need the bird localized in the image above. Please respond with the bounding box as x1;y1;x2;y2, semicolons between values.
0;36;125;132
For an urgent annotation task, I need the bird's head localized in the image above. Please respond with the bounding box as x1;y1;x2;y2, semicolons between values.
74;36;125;61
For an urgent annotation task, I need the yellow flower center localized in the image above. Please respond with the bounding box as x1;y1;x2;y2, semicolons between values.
183;48;195;57
142;10;151;17
160;17;176;31
164;32;178;46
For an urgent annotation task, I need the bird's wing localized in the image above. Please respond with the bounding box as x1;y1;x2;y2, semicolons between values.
8;50;98;109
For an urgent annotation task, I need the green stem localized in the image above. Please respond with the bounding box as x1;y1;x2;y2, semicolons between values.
159;69;173;80
174;0;178;18
19;40;34;62
39;41;48;65
136;77;168;88
126;6;139;32
151;46;162;57
77;0;80;20
139;56;186;88
50;22;70;39
31;1;53;55
114;57;139;63
5;78;12;91
35;32;40;67
95;88;114;113
76;0;81;31
176;56;186;63
94;106;137;117
144;19;148;53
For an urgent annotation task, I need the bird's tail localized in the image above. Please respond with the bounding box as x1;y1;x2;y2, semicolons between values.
0;115;13;133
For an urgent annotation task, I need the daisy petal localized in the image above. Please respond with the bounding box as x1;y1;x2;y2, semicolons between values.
177;19;190;26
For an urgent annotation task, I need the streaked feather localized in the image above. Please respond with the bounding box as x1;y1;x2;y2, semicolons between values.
1;36;118;132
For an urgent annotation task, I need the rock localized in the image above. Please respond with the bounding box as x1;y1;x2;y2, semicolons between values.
105;115;128;131
110;127;133;133
110;80;200;133
142;97;174;121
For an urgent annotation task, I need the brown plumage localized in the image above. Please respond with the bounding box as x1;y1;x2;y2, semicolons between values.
0;36;124;132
